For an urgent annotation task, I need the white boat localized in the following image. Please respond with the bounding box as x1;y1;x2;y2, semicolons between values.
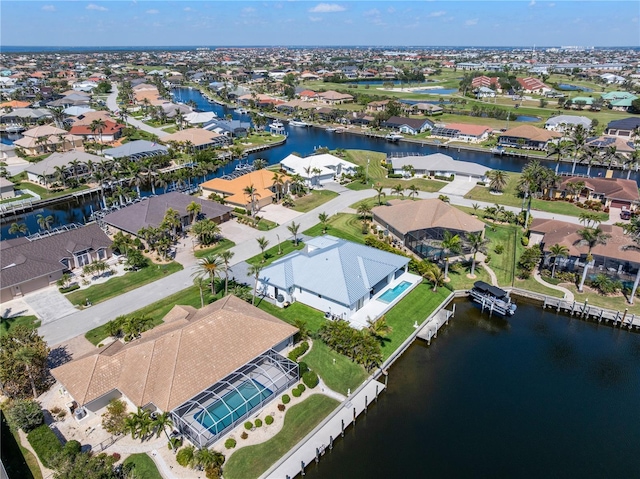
269;120;285;130
334;127;345;134
236;107;249;114
5;124;24;133
289;119;310;127
469;281;517;316
325;127;337;133
385;133;403;142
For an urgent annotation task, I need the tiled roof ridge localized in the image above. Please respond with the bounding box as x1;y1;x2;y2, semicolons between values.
79;355;100;405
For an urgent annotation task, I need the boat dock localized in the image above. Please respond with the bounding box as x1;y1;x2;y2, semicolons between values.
542;296;640;329
416;308;454;344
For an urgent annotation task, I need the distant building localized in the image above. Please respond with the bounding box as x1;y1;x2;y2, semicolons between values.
498;125;561;149
544;115;592;132
280;153;357;187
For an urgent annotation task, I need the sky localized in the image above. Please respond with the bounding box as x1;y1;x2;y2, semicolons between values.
1;1;639;48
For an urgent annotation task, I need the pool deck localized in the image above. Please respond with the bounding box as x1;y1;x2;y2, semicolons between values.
349;272;423;329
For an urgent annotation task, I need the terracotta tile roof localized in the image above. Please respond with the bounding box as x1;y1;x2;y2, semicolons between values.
201;169;289;204
372;199;485;235
559;177;640;202
68;120;124;136
161;128;225;147
0;100;31;108
51;296;298;411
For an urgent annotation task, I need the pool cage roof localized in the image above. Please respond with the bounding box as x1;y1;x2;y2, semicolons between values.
171;349;298;449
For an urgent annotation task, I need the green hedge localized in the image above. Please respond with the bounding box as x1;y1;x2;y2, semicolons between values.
59;284;80;294
27;424;62;468
265;415;274;425
302;370;319;389
287;341;309;362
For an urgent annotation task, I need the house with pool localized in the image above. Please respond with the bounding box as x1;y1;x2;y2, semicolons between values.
51;295;299;449
256;236;421;329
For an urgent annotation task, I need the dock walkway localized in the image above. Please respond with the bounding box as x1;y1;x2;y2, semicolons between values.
416;308;454;344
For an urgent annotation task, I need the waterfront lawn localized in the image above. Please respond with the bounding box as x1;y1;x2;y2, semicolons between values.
484;224;521;287
0;315;40;337
193;239;235;259
562;284;640;313
66;262;183;307
0;192;33;204
257;301;326;333
381;283;451;360
514;277;565;298
303;213;366;244
85;285;205;345
224;395;339;479
291;190;338;213
303;340;368;396
122;453;162;479
9;173;89;201
246;241;305;267
446;261;492;291
464;172;608;221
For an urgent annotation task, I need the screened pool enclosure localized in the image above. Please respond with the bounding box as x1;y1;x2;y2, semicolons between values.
171;349;298;448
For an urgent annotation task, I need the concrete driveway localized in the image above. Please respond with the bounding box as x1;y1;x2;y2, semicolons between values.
219;220;260;245
259;204;303;225
23;288;78;324
438;177;479;197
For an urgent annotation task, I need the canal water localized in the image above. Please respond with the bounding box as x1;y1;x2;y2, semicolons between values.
304;299;640;479
1;87;637;239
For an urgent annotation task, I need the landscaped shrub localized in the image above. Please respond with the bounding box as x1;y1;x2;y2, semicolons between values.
168;437;182;450
387;173;403;179
27;424;63;468
6;399;44;432
61;439;81;458
292;388;302;398
297;383;306;393
240;431;248;440
225;438;237;449
588;274;622;295
176;445;195;467
111;452;121;462
277;404;286;412
298;361;310;376
287;341;309;362
302;370;319;389
494;244;504;255
281;394;291;404
521;236;529;246
265;415;274;425
59;284;80;294
254;418;262;428
244;421;253;430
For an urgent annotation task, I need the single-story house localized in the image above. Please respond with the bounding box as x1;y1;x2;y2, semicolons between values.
471;76;501;90
529;219;640;286
382;116;434;135
201;170;289;211
0;108;51;126
516;77;552;94
498;125;561;150
544;115;592;132
584;135;636;154
389;153;489;181
474;86;496;98
203;119;251;138
257;236;411;322
0;143;17;161
366;100;390;112
103;140;169;161
280;153;357;187
372;198;486;260
184;111;217;125
161;128;230;150
68;119;125;143
402;103;443;116
102;192;232;236
25;151;105;185
315;90;354;105
0;223;112;302
548;176;639;211
602;92;638;112
13;125;76;155
430;123;492;143
605;117;640;139
0;177;16;199
51;295;298;448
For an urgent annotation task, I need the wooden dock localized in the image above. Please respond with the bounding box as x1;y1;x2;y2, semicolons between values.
542;296;640;330
416;308;454;344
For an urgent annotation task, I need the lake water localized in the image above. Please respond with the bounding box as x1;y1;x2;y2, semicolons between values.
515;115;541;122
558;84;594;92
413;88;458;95
304;299;640;479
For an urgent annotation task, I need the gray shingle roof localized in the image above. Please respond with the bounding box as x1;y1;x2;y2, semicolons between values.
103;140;168;160
260;236;409;307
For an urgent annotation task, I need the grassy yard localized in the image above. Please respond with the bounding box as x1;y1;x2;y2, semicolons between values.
563;284;640;313
484;224;521;287
303;213;366;244
290;190;338;213
193;239;235;259
0;315;40;337
224;395;339;479
303;340;368;395
446;261;492;291
257;300;326;333
85;285;206;345
246;240;305;267
122;453;162;479
380;283;451;360
513;276;565;298
9;174;90;201
66;262;183;307
464;172;608;221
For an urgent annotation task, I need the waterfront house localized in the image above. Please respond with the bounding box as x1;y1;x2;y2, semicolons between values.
102;192;232;236
257;236;410;321
14;125;83;156
430;123;492;143
51;295;298;449
103;140;169;162
604;117;640;139
548;176;639;212
382;116;434;135
0;107;52;127
372;198;485;261
402;103;444;116
161;128;230;150
389;153;488;180
584;135;636;154
498;125;561;150
25;151;106;185
315;90;354;105
0;223;112;302
544;115;592;132
203;119;251;138
0;177;16;199
280;153;357;187
68;119;125;143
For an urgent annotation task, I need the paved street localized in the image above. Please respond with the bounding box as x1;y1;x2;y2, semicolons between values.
106;85;169;138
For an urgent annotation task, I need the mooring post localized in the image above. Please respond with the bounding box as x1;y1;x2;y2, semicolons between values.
571;301;576;315
375;384;379;402
452;303;456;317
301;461;305;476
329;435;333;450
599;309;604;322
614;310;620;324
315;448;320;464
341;419;345;437
621;308;628;326
353;407;356;422
582;299;588;318
365;395;368;413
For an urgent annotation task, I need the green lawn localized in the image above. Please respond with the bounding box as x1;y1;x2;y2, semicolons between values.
85;285;207;345
246;241;305;267
224;395;339;479
513;276;565;298
0;193;34;204
381;283;451;359
484;225;521;287
303;213;366;244
464;172;608;221
257;301;326;333
66;262;183;307
122;453;162;479
9;175;89;201
0;315;40;337
446;261;492;291
303;340;368;395
563;284;640;313
290;190;338;213
194;239;235;259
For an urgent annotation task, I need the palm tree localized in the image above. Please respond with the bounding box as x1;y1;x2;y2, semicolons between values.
486;169;508;193
193;277;207;308
367;315;392;341
287;221;300;245
407;184;419;200
13;346;39;398
422;263;445;292
576;226;610;292
186;201;202;223
36;214;54;231
440;230;462;280
356;202;372;224
546;141;572;175
89;118;107;151
8;222;28;236
318;212;329;234
243;184;260;216
374;184;386;205
471;203;480;216
152;411;174;444
272;172;285;202
392;184;404;197
253;158;268;170
219;250;235;295
466;232;489;277
53;165;67;188
194;255;223;295
256;236;270;262
578;211;601;228
570;125;586;175
549;243;569;279
194;448;225;473
247;263;263;305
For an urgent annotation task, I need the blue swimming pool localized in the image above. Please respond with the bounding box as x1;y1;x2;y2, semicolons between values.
378;281;412;304
194;379;272;435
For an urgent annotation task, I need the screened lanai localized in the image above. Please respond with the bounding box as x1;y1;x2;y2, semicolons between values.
171;349;298;448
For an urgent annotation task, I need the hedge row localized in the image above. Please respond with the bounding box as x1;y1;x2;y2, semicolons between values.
288;341;309;362
27;424;63;468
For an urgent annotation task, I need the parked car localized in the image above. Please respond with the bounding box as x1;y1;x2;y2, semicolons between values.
620;209;631;220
